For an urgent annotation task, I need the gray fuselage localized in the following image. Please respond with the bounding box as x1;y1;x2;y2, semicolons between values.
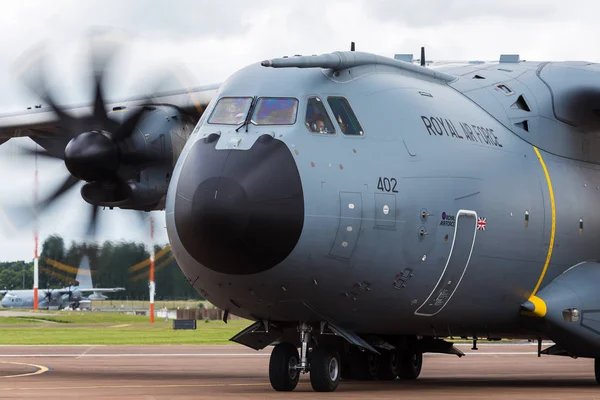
165;59;599;339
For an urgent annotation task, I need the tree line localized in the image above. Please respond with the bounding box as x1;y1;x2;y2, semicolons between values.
0;235;203;300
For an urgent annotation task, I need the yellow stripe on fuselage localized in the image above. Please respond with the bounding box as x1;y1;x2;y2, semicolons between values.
531;146;556;296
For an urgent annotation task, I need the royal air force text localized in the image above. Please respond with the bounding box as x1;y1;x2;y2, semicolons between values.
421;116;503;148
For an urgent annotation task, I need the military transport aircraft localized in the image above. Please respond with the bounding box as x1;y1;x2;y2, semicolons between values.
2;36;600;392
0;255;124;309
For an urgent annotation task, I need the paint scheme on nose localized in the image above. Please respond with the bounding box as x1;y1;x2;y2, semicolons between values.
174;134;304;275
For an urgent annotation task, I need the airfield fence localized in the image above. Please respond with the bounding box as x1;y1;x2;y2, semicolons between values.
92;299;210;310
88;300;240;321
175;308;231;321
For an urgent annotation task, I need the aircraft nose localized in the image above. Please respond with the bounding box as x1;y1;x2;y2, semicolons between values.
173;134;304;275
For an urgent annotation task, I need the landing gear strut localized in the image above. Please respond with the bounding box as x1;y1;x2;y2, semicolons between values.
299;322;311;373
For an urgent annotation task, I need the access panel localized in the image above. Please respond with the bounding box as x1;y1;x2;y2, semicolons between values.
374;193;396;228
329;192;363;259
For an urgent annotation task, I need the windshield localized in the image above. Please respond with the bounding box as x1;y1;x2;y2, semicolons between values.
208;97;252;125
327;97;364;135
251;97;299;125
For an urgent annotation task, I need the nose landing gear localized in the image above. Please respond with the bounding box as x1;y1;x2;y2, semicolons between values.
267;323;425;392
268;322;342;392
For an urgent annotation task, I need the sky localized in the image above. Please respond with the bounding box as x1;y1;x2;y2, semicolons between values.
0;0;597;261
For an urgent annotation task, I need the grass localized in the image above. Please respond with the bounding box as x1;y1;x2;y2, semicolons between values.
0;310;252;345
0;316;251;345
0;312;522;346
0;312;153;325
0;317;50;325
0;324;250;345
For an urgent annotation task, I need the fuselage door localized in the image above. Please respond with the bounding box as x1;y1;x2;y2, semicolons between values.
415;209;478;316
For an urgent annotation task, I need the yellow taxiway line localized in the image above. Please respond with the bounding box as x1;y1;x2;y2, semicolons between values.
0;361;49;379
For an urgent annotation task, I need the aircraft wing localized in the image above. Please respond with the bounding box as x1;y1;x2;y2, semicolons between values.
0;84;219;142
76;287;126;293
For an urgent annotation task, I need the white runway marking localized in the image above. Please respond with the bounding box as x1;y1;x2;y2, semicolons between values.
0;353;271;357
0;352;540;358
0;345;107;347
458;352;538;355
76;345;100;359
454;342;552;347
0;342;549;347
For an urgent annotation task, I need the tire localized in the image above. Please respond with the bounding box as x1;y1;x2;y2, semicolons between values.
398;348;422;380
595;358;600;385
344;350;379;380
269;342;300;391
341;350;364;380
310;347;341;392
377;351;397;380
366;352;380;378
389;348;403;378
340;351;353;380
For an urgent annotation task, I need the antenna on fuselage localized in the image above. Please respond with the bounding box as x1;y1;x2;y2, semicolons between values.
420;46;426;67
351;42;355;51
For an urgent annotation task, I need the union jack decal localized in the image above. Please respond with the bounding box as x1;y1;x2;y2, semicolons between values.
477;217;487;231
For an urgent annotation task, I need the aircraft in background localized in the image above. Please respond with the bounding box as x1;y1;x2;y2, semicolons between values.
0;255;124;309
5;32;600;393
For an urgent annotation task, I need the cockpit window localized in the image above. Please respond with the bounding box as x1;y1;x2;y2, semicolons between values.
207;97;252;125
327;97;364;135
305;97;335;134
251;97;298;125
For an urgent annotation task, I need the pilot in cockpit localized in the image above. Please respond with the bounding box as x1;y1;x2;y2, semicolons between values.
337;114;348;134
313;118;325;133
308;115;327;133
305;96;335;134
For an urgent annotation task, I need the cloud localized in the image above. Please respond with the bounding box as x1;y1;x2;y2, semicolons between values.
361;0;562;27
1;0;264;41
1;0;600;261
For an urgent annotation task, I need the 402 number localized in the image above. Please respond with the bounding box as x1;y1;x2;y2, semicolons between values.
377;177;398;193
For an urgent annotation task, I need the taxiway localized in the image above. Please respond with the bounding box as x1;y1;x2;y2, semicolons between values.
0;343;596;399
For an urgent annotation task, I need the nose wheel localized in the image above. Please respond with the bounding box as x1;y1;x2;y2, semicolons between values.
269;342;300;391
310;346;341;392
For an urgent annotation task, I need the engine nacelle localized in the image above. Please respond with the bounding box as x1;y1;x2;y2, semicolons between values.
81;105;196;211
522;261;600;358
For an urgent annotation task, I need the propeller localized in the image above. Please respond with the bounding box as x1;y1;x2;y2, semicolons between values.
42;289;54;305
61;287;78;303
10;33;168;239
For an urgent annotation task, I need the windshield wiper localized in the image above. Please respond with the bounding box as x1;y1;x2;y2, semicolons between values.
236;96;258;132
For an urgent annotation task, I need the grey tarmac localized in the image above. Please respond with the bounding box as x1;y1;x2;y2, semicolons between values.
0;343;597;399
